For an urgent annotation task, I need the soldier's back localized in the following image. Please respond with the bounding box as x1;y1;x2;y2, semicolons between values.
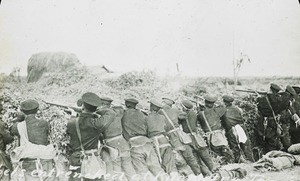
122;108;147;140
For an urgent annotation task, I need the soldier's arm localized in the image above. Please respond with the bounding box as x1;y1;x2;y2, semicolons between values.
177;112;187;124
216;106;227;118
0;122;14;144
92;111;116;132
10;123;20;137
197;112;206;130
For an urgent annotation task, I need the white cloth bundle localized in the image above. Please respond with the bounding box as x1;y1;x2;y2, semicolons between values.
11;121;57;163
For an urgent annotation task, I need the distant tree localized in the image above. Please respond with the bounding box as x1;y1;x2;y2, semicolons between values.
233;52;250;87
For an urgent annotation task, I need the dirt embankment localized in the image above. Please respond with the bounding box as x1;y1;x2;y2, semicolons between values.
26;52;81;83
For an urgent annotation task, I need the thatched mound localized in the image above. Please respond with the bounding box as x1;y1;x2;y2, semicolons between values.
27;52;81;83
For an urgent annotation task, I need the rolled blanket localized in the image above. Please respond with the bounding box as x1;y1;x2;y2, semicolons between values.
288;143;300;154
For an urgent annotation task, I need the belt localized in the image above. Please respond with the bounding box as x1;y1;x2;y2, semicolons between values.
129;135;146;141
151;134;171;148
20;158;53;162
104;135;123;144
188;132;197;136
82;149;99;156
203;129;222;137
167;127;180;134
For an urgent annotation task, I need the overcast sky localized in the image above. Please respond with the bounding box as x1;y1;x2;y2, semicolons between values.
0;0;299;77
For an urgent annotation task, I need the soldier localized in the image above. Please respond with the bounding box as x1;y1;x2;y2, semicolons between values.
277;86;299;151
256;83;284;153
221;95;254;163
178;100;215;176
289;86;300;144
280;86;300;147
197;96;234;164
159;97;201;177
146;99;178;178
10;100;57;181
0;96;13;181
67;92;109;181
121;98;167;180
97;97;137;181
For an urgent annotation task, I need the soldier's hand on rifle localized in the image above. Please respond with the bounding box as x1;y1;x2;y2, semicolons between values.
296;119;300;128
12;112;25;123
66;107;77;117
291;113;300;128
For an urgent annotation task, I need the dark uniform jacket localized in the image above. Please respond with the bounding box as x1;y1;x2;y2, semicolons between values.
158;106;185;150
178;110;198;133
11;114;49;146
146;112;169;146
0;121;13;151
0;120;13;170
98;108;130;152
158;105;180;131
67;111;115;153
221;106;244;131
121;108;148;140
146;112;166;138
198;107;226;133
289;98;300;144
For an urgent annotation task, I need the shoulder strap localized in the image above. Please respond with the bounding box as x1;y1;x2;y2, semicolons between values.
75;118;85;152
201;111;212;132
265;96;281;129
265;96;276;119
184;111;195;134
161;109;176;129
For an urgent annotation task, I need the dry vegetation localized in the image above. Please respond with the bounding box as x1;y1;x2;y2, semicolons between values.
1;63;300;180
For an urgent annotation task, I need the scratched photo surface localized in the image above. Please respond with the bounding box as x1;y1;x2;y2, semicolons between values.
0;0;300;181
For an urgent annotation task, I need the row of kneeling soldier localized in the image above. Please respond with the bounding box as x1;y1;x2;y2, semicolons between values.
1;92;258;181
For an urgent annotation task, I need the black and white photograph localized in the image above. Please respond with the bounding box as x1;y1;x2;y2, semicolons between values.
0;0;300;180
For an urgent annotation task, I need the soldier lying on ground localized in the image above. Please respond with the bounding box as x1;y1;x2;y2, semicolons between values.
254;143;300;172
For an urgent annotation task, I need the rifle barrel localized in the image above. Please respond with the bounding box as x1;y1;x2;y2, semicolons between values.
236;89;267;95
43;100;82;112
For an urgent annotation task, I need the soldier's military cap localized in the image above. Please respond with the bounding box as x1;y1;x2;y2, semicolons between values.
162;97;175;104
292;86;300;94
181;100;193;109
149;99;163;108
100;97;113;103
82;92;101;107
270;83;282;91
204;95;217;103
222;95;234;102
20;99;39;111
286;85;297;96
125;98;139;104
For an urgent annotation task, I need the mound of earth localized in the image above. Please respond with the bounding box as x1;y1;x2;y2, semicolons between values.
26;52;81;83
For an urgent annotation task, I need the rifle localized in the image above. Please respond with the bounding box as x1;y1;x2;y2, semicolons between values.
236;89;268;95
42;100;82;114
